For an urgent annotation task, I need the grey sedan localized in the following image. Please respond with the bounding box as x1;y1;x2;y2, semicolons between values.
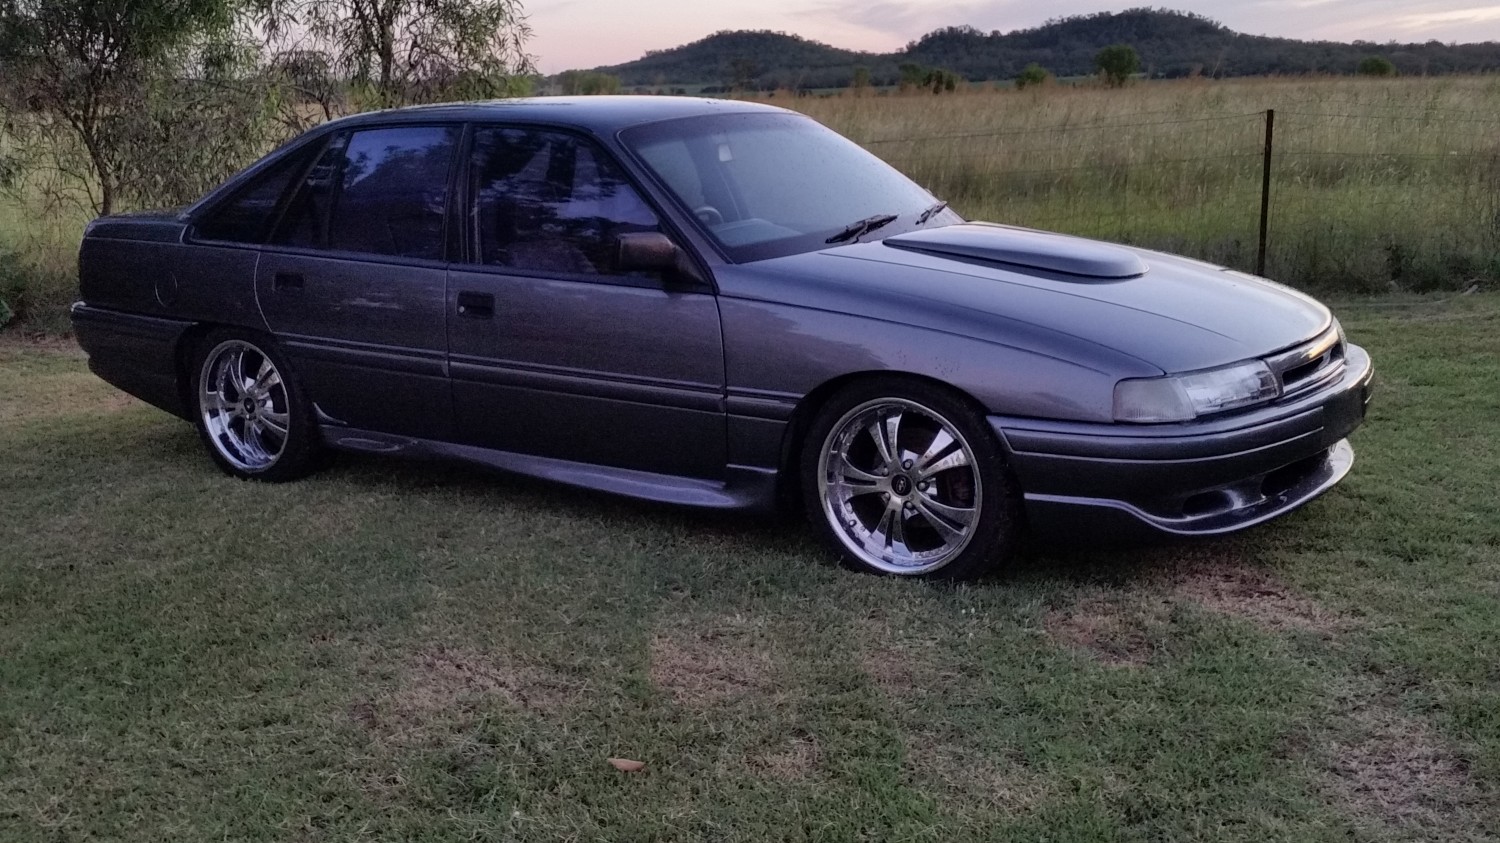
72;96;1372;579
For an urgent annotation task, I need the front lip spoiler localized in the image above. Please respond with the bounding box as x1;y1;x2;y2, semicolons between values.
992;342;1371;541
1026;438;1353;536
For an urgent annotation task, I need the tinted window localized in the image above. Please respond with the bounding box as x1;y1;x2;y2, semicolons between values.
273;125;458;260
469;127;659;275
195;145;317;243
622;113;946;262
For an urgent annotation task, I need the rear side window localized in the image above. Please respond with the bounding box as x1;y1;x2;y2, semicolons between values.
273;125;459;260
195;145;317;243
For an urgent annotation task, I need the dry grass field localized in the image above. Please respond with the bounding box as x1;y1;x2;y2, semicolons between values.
776;75;1500;292
4;75;1499;332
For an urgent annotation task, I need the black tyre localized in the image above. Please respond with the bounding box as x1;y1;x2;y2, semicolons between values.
800;378;1021;579
191;330;321;482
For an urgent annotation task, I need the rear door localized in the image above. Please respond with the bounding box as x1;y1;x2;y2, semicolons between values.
446;125;726;479
254;124;459;439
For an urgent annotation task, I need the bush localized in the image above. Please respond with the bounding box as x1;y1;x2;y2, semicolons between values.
1016;63;1053;89
1358;56;1397;77
0;248;76;334
1096;44;1141;87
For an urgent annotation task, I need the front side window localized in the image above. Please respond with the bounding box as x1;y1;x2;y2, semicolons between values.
469;127;660;276
273;125;459;260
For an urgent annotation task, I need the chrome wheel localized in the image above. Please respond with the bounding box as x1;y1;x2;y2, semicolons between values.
198;339;291;473
817;398;983;575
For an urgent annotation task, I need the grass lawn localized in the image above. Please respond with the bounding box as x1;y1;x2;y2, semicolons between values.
2;294;1499;841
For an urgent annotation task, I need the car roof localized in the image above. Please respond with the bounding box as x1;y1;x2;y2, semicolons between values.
323;95;796;134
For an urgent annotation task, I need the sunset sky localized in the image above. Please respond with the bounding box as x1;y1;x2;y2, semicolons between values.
526;0;1500;73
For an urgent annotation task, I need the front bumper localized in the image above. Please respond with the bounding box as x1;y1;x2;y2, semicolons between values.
991;343;1373;540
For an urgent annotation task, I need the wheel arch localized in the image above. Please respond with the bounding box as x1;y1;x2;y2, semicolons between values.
173;322;228;416
773;370;1000;511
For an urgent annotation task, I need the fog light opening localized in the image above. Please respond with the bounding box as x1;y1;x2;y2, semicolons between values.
1261;453;1326;499
1181;490;1235;518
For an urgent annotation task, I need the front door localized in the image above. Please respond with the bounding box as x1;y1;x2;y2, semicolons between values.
447;126;726;479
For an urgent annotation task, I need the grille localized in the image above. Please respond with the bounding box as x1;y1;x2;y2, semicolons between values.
1264;325;1346;399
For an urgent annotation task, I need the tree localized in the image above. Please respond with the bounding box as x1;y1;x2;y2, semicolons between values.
727;56;759;92
1094;43;1141;87
850;65;871;93
0;0;258;215
923;67;960;94
899;62;936;91
258;0;535;107
1357;55;1397;77
896;63;958;94
1015;62;1052;89
557;70;620;95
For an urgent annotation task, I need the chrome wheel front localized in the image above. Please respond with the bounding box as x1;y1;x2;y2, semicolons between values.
817;398;983;575
198;339;290;473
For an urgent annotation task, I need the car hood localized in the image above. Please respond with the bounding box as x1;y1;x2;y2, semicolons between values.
715;223;1332;375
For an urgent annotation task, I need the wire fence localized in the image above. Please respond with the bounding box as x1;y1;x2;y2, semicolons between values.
856;107;1500;293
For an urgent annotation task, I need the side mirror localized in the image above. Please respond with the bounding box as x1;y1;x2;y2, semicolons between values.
616;232;707;285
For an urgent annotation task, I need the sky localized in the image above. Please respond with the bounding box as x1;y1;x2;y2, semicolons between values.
525;0;1500;73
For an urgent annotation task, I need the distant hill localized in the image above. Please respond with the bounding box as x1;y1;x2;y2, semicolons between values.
579;9;1500;90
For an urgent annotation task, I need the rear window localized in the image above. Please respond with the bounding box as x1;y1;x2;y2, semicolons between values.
195;145;318;244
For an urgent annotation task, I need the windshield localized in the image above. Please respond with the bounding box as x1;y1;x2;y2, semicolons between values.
620;112;952;262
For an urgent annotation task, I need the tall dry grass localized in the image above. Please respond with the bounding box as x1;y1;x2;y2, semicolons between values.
3;75;1498;333
771;75;1500;292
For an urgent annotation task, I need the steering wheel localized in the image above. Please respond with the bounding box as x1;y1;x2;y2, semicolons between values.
693;205;724;226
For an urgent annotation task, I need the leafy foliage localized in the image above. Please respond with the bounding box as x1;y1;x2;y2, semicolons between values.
556;69;620;95
0;0;255;215
1015;62;1052;89
256;0;536;106
1357;55;1397;77
897;63;962;93
1096;44;1141;87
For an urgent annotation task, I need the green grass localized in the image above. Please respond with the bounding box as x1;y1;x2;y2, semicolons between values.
4;293;1500;840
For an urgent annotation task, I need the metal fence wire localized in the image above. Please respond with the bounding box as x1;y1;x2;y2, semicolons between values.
860;107;1500;293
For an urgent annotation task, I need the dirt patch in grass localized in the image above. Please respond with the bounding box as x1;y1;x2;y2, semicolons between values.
906;737;1048;814
1323;693;1494;840
1042;596;1164;667
858;618;948;696
352;645;582;740
1164;555;1347;635
649;616;777;707
750;734;822;781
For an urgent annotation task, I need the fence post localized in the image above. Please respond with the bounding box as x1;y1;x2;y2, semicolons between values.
1256;109;1275;277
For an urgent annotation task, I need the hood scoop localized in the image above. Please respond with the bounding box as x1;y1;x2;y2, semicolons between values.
883;223;1148;280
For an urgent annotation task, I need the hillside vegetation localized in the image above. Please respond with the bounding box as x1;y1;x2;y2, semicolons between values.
592;9;1500;89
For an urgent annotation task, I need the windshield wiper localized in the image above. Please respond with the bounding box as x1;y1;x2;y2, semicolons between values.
825;213;899;244
915;201;949;226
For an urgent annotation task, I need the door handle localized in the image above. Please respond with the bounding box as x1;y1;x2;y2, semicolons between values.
456;291;494;319
273;271;304;291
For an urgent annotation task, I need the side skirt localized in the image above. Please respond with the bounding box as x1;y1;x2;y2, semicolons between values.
321;426;780;512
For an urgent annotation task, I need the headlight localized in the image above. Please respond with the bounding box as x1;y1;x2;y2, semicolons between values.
1114;360;1280;423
